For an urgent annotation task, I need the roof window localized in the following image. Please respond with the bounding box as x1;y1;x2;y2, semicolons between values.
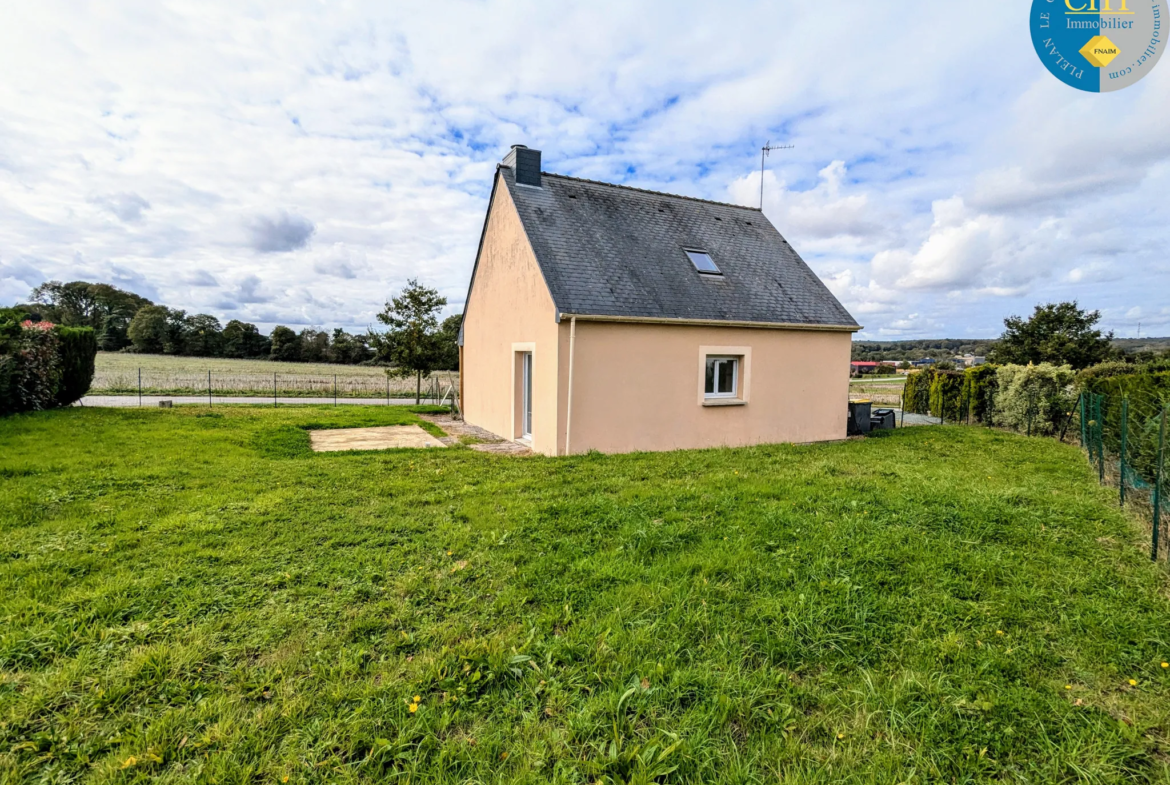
684;249;721;276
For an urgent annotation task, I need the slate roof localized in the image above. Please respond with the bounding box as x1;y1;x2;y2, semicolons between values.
496;165;859;329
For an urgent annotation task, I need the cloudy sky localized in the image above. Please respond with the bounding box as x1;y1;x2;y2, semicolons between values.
1;1;1167;339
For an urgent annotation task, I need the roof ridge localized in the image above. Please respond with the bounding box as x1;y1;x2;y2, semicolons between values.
539;171;763;212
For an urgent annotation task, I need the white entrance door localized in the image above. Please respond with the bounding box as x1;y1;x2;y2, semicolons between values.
521;352;533;439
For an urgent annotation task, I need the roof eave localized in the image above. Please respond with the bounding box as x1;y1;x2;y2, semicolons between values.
558;313;862;333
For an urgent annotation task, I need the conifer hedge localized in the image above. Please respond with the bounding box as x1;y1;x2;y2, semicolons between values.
0;320;96;416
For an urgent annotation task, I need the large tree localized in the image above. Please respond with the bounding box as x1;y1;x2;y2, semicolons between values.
183;314;224;357
329;328;372;365
435;313;462;371
269;326;302;362
126;305;171;354
375;279;446;404
299;328;330;363
989;301;1115;370
30;280;152;350
222;320;269;358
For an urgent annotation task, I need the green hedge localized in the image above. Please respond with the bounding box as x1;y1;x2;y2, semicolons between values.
1078;370;1170;487
929;370;965;422
905;366;993;421
0;322;96;416
994;363;1075;436
960;364;998;424
902;370;931;414
55;326;97;406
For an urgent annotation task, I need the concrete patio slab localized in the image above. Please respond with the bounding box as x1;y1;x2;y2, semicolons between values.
309;425;446;452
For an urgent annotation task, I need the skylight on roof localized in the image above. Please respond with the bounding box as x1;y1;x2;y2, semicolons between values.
684;249;721;275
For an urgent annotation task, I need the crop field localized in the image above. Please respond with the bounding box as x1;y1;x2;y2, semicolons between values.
848;375;906;405
92;353;460;399
2;408;1170;783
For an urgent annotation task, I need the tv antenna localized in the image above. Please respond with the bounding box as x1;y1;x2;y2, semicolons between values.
760;141;794;209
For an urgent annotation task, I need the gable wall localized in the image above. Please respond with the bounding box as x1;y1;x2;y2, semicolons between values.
461;179;563;455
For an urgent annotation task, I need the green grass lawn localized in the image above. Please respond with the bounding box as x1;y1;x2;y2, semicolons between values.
2;407;1169;784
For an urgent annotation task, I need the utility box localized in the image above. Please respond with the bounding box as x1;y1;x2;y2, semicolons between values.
871;408;896;430
847;401;872;436
158;400;173;409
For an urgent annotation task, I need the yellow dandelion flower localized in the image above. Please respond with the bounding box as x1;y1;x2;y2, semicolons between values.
836;733;845;740
1065;685;1071;690
409;703;419;713
995;630;1004;636
1128;679;1137;686
447;550;453;556
1162;662;1168;669
282;777;289;783
414;695;421;702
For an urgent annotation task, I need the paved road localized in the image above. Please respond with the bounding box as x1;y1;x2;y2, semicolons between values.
79;395;443;408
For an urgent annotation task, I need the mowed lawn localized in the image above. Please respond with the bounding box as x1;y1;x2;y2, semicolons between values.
2;408;1170;784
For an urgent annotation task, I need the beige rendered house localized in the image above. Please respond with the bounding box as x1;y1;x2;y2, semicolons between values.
458;145;861;456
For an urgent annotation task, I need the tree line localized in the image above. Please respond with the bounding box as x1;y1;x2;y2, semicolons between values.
4;280;461;370
853;303;1169;368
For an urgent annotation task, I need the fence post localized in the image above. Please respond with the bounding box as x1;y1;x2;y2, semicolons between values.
1096;395;1105;484
899;392;904;428
386;375;389;406
334;374;337;406
1153;406;1166;561
1079;393;1087;450
1059;392;1080;444
274;372;277;408
208;370;212;407
1119;397;1128;508
138;367;142;407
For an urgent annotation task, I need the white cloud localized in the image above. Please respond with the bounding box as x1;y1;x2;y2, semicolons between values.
0;0;1167;337
90;192;151;222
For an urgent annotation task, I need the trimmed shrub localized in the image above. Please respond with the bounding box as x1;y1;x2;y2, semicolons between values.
994;363;1075;435
0;321;94;415
960;364;999;424
902;370;931;414
1079;370;1170;485
0;319;19;415
0;322;61;415
1075;361;1137;388
929;370;965;422
54;326;97;406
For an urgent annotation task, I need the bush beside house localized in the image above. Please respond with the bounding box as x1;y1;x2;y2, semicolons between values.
993;363;1075;436
0;319;97;416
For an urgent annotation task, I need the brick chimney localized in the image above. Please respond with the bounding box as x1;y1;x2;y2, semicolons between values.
502;144;541;187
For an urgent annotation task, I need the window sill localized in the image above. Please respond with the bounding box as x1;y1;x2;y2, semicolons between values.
702;398;746;407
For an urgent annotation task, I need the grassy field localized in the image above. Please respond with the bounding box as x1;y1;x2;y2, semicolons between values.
2;408;1170;783
849;376;906;405
92;353;460;399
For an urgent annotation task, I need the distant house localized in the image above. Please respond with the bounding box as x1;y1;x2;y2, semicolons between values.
850;361;880;376
910;358;936;367
458;145;861;455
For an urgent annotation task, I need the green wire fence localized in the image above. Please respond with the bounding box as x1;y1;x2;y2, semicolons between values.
902;372;1168;562
1073;390;1167;561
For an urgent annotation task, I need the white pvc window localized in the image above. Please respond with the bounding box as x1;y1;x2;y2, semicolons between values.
705;356;738;398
